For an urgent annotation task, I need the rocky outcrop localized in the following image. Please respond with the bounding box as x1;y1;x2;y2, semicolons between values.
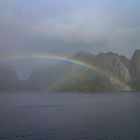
129;50;140;90
130;50;140;81
94;52;131;82
120;55;130;69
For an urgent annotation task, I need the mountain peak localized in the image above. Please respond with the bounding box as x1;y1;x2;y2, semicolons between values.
96;52;119;58
133;49;140;57
74;51;95;57
73;51;95;63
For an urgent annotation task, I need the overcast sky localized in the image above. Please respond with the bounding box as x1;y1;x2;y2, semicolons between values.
0;0;140;79
0;0;140;57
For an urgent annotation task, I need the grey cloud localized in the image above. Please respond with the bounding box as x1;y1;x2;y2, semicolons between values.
0;16;33;55
31;17;109;46
0;5;140;58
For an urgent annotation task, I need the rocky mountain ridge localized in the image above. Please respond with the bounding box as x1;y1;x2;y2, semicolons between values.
25;50;140;92
0;50;140;92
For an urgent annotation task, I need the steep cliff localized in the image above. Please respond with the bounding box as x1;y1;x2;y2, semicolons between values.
129;50;140;90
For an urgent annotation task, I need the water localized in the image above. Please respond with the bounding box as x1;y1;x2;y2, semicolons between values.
0;92;140;140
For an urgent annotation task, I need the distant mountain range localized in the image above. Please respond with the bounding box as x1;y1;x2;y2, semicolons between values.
0;50;140;92
25;49;140;92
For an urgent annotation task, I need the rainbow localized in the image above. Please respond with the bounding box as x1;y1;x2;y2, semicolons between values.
0;52;131;91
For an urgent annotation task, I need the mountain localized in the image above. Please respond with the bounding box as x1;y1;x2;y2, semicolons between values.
1;50;140;92
129;50;140;90
52;52;131;91
130;50;140;80
93;52;131;82
27;51;132;92
0;64;21;91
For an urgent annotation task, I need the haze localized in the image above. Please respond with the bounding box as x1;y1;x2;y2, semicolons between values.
0;0;140;79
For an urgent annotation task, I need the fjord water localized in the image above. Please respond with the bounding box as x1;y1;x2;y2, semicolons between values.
0;92;140;140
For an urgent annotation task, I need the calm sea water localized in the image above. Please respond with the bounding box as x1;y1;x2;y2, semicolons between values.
0;92;140;140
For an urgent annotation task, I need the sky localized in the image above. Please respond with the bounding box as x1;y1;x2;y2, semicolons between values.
0;0;140;79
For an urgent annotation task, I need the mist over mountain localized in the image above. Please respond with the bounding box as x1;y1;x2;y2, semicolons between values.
0;63;21;91
0;50;140;92
25;50;140;92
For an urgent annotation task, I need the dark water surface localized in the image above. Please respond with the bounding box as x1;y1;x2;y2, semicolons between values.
0;92;140;140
